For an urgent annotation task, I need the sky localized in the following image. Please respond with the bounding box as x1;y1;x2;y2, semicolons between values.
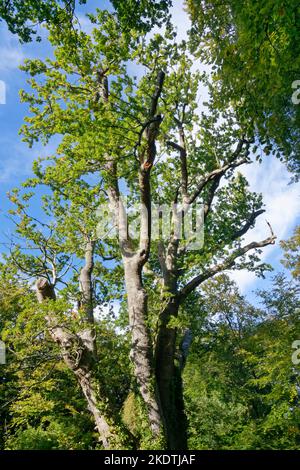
0;0;299;306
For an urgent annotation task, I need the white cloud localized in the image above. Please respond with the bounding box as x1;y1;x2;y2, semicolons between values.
170;0;190;42
0;26;25;72
0;47;24;72
241;157;299;244
229;270;257;292
76;13;95;36
229;157;299;292
0;137;58;183
0;142;32;183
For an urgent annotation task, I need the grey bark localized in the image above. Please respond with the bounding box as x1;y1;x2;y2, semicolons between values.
103;71;166;439
105;184;164;435
155;238;187;449
79;239;95;324
124;256;163;436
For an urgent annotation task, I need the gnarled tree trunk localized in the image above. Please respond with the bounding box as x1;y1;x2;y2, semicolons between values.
104;70;166;443
155;297;187;450
124;256;163;437
155;238;187;449
35;238;122;449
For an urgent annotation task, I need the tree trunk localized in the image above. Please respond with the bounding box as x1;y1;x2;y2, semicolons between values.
124;257;163;439
103;71;165;444
155;238;188;449
155;297;187;449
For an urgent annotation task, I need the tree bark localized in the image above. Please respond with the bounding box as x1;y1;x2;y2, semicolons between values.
104;70;166;442
155;296;187;450
124;256;163;438
155;239;188;449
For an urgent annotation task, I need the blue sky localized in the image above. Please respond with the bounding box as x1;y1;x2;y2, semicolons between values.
0;0;299;305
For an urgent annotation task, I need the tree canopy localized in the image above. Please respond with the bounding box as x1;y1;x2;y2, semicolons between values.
0;0;88;41
187;0;300;177
0;0;299;452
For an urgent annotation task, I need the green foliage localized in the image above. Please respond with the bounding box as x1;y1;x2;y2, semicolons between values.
280;226;300;279
5;420;92;450
0;263;131;449
111;0;172;33
188;0;300;176
1;2;298;450
183;269;300;449
0;0;86;42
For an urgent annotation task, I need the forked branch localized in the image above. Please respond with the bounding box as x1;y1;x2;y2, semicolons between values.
179;222;276;299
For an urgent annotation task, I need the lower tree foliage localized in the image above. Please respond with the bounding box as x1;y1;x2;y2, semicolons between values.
184;272;300;449
1;233;299;449
0;274;132;450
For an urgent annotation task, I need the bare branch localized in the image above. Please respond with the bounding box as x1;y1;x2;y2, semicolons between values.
149;70;165;119
179;223;276;299
189;156;250;205
230;209;265;240
166;140;184;153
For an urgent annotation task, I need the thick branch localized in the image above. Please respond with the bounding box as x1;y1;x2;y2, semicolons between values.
179;226;276;299
79;239;95;323
230;209;265;240
203;176;221;220
36;277;56;302
149;70;165;119
166;123;188;202
139;71;165;258
230;137;253;161
189;155;250;205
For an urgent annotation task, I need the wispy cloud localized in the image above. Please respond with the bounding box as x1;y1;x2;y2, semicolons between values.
0;142;33;183
0;26;25;72
242;157;299;241
76;13;95;36
0;136;58;184
229;157;299;292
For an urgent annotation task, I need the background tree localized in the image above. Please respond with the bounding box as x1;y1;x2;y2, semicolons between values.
184;261;300;449
187;0;300;177
0;262;131;450
0;0;172;42
2;229;298;449
280;226;300;279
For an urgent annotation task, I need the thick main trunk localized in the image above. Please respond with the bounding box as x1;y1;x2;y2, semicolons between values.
124;258;163;438
103;71;165;443
155;298;187;450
